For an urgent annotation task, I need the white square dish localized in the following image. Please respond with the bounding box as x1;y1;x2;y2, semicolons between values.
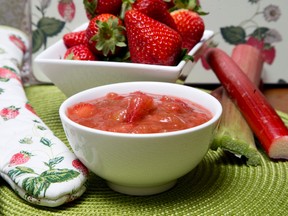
34;23;214;97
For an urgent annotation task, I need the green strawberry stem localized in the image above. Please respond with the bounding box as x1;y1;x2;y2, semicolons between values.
92;17;126;57
170;0;209;15
120;0;135;20
83;0;97;18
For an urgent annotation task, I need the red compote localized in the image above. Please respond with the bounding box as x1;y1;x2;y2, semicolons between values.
67;91;212;134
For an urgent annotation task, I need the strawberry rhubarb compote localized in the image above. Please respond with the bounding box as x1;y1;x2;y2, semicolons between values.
67;91;212;134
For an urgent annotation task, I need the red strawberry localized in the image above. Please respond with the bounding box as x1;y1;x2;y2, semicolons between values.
261;46;275;65
9;151;33;166
9;34;26;53
125;91;155;123
246;36;264;50
25;102;37;115
63;30;88;48
83;0;123;19
246;37;275;65
64;44;97;61
124;9;183;66
0;105;20;121
58;0;76;22
86;13;126;57
72;159;89;176
132;0;177;30
67;102;97;119
164;0;175;9
171;9;205;50
0;67;21;83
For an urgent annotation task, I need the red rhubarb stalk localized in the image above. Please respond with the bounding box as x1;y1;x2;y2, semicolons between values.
206;47;288;160
211;45;263;165
231;44;263;86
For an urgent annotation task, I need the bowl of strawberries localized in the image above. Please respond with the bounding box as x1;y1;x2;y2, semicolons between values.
34;0;214;97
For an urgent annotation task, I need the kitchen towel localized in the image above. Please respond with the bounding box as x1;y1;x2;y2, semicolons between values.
0;25;88;207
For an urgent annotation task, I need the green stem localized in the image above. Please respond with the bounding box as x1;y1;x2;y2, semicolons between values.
211;90;261;166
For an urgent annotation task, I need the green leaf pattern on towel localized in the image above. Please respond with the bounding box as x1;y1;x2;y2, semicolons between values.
7;147;81;198
1;65;83;201
8;166;80;198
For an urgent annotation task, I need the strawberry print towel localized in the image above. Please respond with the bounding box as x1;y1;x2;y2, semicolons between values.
0;26;88;207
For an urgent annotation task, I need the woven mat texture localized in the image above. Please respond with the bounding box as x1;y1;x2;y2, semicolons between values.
0;85;287;216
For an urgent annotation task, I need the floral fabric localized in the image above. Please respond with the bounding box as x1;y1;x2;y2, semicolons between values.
186;0;287;84
0;26;88;207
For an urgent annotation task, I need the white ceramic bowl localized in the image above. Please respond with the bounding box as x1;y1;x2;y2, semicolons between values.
34;23;214;97
59;82;222;196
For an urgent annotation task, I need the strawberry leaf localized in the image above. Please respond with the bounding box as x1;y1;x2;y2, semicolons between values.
32;29;46;53
250;27;269;40
40;137;53;147
220;26;246;45
40;168;80;183
8;166;36;179
47;156;64;168
22;177;50;197
36;125;47;131
180;48;194;62
37;17;65;37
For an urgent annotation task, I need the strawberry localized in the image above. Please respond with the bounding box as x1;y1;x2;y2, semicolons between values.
246;36;275;65
164;0;175;9
171;9;205;50
0;105;20;121
64;44;97;61
125;91;155;123
72;159;89;176
0;67;21;83
261;46;275;65
246;36;264;50
124;10;182;66
83;0;123;19
63;30;88;48
86;13;126;57
9;34;26;53
25;102;37;115
9;151;33;166
58;0;76;22
67;102;97;119
132;0;177;30
169;0;207;15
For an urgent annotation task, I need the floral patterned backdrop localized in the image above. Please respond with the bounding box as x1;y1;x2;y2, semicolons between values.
31;0;88;83
0;0;286;85
186;0;287;85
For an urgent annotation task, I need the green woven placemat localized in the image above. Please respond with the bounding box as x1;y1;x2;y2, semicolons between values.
1;85;287;215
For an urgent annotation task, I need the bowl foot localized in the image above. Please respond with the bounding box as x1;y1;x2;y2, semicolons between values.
107;180;177;196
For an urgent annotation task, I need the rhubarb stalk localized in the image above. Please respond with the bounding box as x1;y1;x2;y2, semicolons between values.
211;45;263;166
206;47;288;160
277;110;288;127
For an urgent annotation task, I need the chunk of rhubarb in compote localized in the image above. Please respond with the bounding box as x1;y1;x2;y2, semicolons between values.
67;91;212;134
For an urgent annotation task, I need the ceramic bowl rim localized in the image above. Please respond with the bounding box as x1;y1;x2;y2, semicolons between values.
59;82;222;138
